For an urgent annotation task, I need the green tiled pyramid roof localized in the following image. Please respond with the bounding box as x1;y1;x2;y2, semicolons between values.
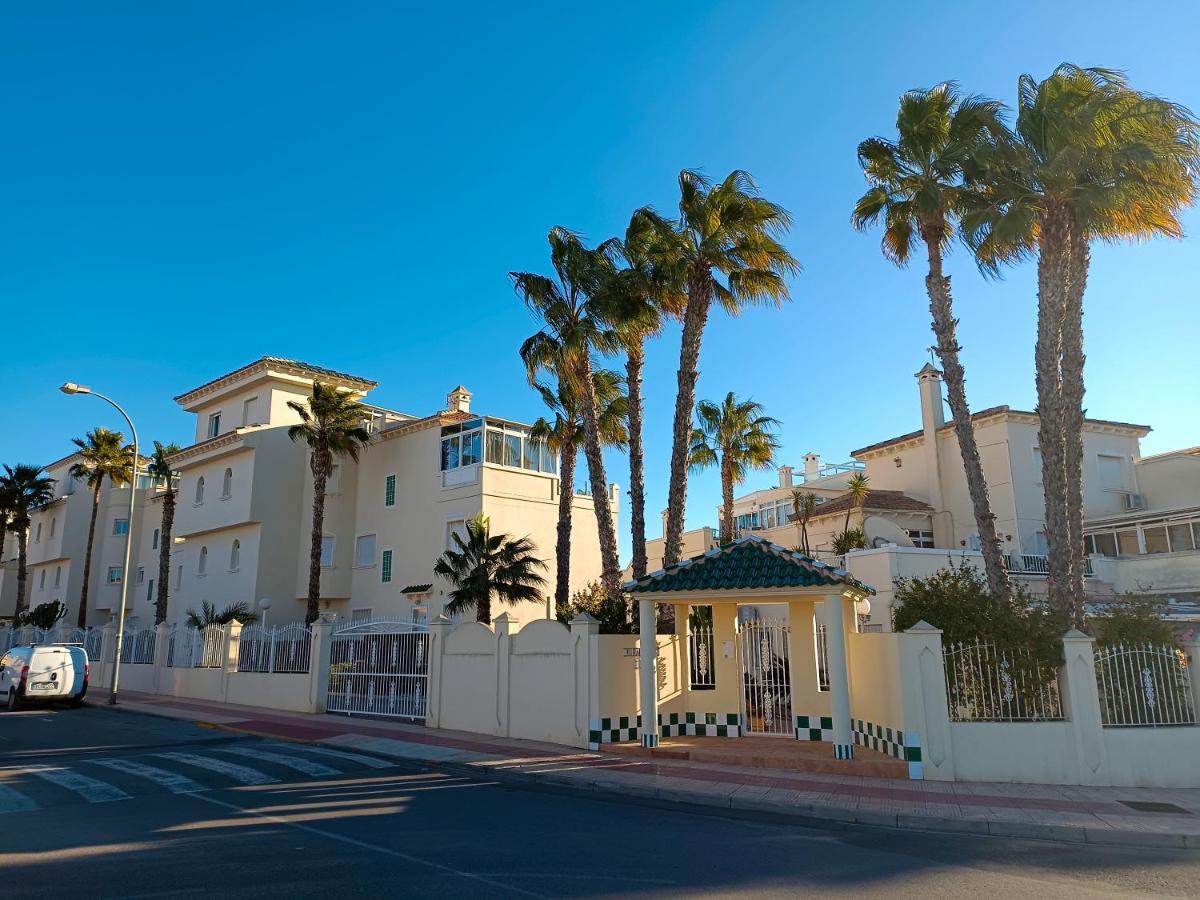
624;536;874;595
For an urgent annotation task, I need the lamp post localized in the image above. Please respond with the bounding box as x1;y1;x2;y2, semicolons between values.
60;382;139;705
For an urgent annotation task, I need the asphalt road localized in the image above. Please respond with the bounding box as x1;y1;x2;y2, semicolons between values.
2;702;1199;898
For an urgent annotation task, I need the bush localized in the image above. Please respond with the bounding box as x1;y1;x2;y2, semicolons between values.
832;528;866;555
556;581;631;634
1090;595;1177;648
17;601;67;629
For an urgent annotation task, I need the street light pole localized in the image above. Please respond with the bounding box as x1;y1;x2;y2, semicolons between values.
60;382;139;705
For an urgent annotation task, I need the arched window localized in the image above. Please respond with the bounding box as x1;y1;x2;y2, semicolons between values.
49;517;56;538
198;546;208;576
230;539;240;571
195;476;206;505
222;467;233;499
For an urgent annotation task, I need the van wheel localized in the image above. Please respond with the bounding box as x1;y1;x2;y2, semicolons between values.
5;689;18;712
69;695;86;708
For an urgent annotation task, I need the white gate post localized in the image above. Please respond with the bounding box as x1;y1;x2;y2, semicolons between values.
571;613;599;750
152;621;170;695
1061;628;1107;785
98;620;116;691
820;594;854;759
426;615;452;729
222;620;243;703
897;620;954;780
638;596;659;748
307;612;336;713
494;613;518;737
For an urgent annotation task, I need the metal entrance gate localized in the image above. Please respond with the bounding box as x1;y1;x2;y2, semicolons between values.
736;618;792;735
326;619;429;721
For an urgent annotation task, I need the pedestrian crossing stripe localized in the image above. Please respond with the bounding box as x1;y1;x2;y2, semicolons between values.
278;744;395;770
213;746;340;777
0;783;38;813
24;765;130;803
87;758;206;794
154;752;278;786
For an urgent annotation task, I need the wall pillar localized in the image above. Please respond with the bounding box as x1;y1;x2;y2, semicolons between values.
820;594;853;758
494;613;518;737
787;601;820;739
1060;628;1106;785
425;614;452;729
638;597;658;748
308;612;336;713
571;612;599;750
221;620;243;703
897;620;954;780
98;620;116;690
152;622;170;695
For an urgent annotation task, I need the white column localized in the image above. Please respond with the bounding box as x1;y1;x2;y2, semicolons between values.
1060;628;1106;784
570;612;600;750
638;597;659;748
820;594;853;759
307;612;336;713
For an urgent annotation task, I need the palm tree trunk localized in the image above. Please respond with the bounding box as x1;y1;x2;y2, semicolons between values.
554;432;576;612
78;483;102;628
1061;226;1090;628
626;342;649;580
664;271;712;564
576;355;622;600
155;489;176;624
477;592;492;625
801;520;810;555
924;233;1012;602
720;458;734;546
15;528;29;618
305;450;329;625
843;503;853;535
1035;206;1072;622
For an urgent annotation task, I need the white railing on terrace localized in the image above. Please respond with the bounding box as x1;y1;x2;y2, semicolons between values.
238;623;312;674
1094;643;1196;727
943;641;1063;722
1003;554;1094;577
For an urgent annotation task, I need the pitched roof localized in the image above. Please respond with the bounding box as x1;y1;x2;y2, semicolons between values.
624;536;874;595
798;489;932;521
401;583;433;594
174;356;377;403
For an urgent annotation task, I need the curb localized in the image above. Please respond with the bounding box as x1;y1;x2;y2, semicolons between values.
110;702;1200;852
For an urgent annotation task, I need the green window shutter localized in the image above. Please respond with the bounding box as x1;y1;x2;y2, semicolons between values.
384;474;396;507
381;549;393;583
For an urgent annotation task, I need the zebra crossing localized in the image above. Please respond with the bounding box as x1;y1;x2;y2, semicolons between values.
0;741;395;813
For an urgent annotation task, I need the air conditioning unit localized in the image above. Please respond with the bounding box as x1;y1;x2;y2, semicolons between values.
1123;493;1145;511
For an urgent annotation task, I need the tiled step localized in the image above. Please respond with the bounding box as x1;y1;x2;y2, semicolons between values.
607;737;909;779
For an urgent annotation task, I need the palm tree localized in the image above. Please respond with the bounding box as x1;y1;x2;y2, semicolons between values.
688;393;781;544
69;428;135;627
515;227;624;600
965;64;1199;626
615;210;686;581
433;513;548;625
661;170;799;567
841;472;872;535
791;489;819;556
530;371;628;612
0;464;56;618
146;441;182;624
185;600;259;628
288;383;372;624
853;83;1013;602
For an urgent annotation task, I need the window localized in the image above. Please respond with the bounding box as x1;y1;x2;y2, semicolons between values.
761;506;778;530
230;539;240;571
381;549;393;583
327;464;340;494
198;546;208;576
107;566;123;584
441;421;485;472
221;468;233;499
470;420;556;474
1116;529;1139;556
54;566;61;588
113;518;129;536
49;517;56;538
152;528;160;550
136;566;144;584
351;608;373;625
1097;454;1126;492
1032;446;1043;484
355;533;377;568
1034;530;1049;555
35;522;42;543
1091;532;1117;557
146;579;154;604
195;476;205;505
1168;523;1196;553
445;519;466;551
242;396;258;426
320;536;335;567
207;413;221;438
39;570;46;590
1143;526;1169;555
384;474;396;507
907;530;936;549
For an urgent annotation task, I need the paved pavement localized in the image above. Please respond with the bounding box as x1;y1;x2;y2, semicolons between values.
117;691;1200;849
2;701;1200;898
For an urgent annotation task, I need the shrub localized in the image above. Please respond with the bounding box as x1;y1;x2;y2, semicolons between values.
1090;595;1177;648
556;581;631;634
17;601;68;629
832;527;866;555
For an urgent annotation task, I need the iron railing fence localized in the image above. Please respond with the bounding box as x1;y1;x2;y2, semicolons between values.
687;621;716;690
943;641;1063;722
1095;643;1196;727
1003;554;1094;576
736;619;792;735
119;626;157;664
815;622;831;692
167;624;225;668
237;623;312;674
327;618;429;720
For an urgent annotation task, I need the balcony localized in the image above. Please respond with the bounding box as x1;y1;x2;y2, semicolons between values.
1004;554;1094;577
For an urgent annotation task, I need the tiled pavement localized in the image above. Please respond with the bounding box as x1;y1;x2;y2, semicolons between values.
117;692;1200;849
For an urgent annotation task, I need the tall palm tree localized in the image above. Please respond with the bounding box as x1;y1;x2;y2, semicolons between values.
146;441;182;624
965;64;1199;626
288;383;372;624
69;428;135;627
661;170;799;567
688;393;781;544
530;370;628;612
433;513;548;625
853;83;1013;602
515;227;624;600
791;489;819;556
615;209;686;581
0;464;56;618
841;472;872;535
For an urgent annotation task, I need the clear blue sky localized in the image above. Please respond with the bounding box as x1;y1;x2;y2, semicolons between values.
3;3;1198;562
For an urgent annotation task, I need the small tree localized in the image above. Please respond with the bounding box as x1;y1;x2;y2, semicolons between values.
1090;596;1176;648
17;600;68;629
555;580;631;634
434;513;548;625
832;527;867;556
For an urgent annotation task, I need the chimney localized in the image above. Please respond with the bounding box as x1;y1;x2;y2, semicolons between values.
803;452;820;481
778;465;794;489
915;362;947;526
447;385;472;413
916;363;945;431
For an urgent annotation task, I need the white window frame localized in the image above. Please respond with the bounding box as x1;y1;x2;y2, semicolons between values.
54;566;61;588
136;566;145;584
230;539;241;572
195;476;205;506
107;566;123;584
384;473;396;508
242;396;259;427
49;517;56;538
207;412;221;439
113;518;129;536
354;533;378;569
198;546;208;576
381;548;393;584
221;467;233;500
320;535;335;568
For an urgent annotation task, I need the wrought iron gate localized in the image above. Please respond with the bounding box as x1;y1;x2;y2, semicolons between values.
736;618;792;735
326;619;429;721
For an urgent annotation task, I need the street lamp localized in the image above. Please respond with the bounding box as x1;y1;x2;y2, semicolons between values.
60;382;139;705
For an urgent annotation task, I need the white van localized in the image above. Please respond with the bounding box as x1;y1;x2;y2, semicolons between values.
0;644;89;711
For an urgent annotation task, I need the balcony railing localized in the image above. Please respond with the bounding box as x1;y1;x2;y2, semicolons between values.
1004;554;1094;577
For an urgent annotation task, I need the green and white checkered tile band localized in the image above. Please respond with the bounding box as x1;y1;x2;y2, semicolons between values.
659;712;740;738
794;714;834;742
588;715;642;750
641;731;659;748
833;743;854;760
852;718;924;779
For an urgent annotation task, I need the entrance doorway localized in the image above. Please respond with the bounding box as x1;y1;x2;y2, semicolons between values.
736;616;792;735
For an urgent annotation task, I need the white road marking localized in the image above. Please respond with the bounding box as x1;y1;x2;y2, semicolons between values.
213;746;340;777
87;758;205;793
189;791;550;899
154;752;278;786
24;765;130;803
274;744;394;769
0;783;38;813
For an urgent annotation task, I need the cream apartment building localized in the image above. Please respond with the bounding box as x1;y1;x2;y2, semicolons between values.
24;357;614;629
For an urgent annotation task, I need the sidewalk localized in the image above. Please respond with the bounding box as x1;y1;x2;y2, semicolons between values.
116;692;1200;850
